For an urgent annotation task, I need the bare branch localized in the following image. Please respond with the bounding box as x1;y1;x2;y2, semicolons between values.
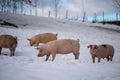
112;0;120;11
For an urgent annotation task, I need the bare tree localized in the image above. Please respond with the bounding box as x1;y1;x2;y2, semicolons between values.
34;0;38;16
81;0;86;22
65;10;68;19
112;0;120;24
54;0;61;18
20;0;24;14
82;12;86;22
0;0;9;12
0;0;35;14
48;11;51;17
13;0;18;14
92;13;97;23
112;0;120;11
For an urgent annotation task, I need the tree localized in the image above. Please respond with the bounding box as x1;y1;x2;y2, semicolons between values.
0;0;35;14
48;11;51;17
92;13;97;23
112;0;120;25
54;0;61;18
82;12;86;22
34;0;38;16
81;0;86;22
13;0;18;14
112;0;120;11
20;0;24;14
65;10;68;19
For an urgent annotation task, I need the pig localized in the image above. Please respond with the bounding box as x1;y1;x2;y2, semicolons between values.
0;34;17;56
87;44;114;63
27;33;57;46
37;39;80;61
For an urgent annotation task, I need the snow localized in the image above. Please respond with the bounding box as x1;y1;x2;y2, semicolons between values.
0;12;120;80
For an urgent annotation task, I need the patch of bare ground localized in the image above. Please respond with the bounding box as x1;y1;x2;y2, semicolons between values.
90;26;120;33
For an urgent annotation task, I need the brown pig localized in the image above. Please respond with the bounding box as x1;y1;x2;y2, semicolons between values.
37;39;80;61
0;34;17;56
27;33;57;46
87;44;114;63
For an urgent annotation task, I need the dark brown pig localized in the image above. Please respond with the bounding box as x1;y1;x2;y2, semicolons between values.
27;33;57;46
37;39;80;61
87;44;114;63
0;34;17;56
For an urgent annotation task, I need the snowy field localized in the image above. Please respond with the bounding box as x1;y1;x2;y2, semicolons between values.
0;13;120;80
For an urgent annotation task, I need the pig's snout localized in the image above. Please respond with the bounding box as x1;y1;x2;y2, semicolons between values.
37;53;42;57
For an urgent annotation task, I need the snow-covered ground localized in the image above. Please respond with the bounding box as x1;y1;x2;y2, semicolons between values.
0;12;120;80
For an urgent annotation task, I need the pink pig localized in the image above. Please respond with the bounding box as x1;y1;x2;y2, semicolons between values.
37;39;80;61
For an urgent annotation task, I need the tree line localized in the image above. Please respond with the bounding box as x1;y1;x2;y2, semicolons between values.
0;0;34;14
0;0;61;18
0;0;120;22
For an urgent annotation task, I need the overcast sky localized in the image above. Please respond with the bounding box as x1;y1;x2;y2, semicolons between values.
36;0;115;20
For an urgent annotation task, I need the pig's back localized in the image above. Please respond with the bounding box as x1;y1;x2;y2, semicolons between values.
54;39;75;54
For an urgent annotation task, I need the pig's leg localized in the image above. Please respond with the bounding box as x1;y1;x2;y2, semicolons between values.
106;56;109;61
92;56;95;63
98;57;101;63
73;52;79;59
10;48;14;56
12;48;15;56
52;52;56;61
109;56;113;61
0;47;2;55
45;54;50;61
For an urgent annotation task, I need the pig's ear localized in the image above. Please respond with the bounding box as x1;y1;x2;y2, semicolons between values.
56;33;58;36
27;38;31;41
87;45;92;48
77;39;79;42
